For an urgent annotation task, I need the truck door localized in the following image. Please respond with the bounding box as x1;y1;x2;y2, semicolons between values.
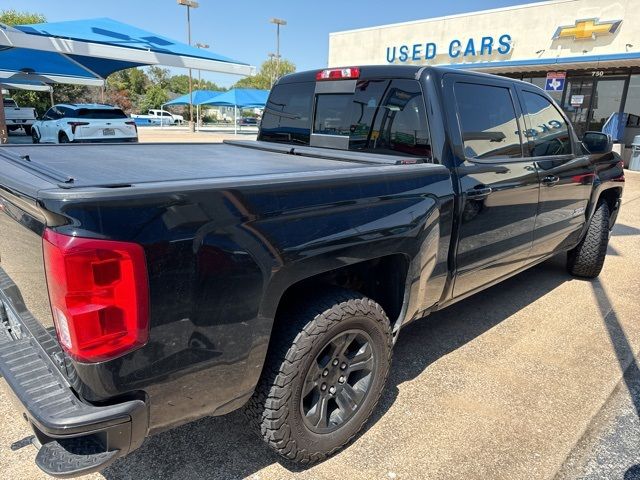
516;86;592;261
445;76;539;298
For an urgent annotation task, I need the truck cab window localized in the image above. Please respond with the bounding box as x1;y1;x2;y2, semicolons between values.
369;80;431;158
455;82;523;159
521;91;572;157
259;82;315;145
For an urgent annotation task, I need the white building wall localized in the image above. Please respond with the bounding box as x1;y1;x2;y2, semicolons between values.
328;0;639;69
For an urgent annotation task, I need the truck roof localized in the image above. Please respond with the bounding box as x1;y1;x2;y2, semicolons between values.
277;64;531;87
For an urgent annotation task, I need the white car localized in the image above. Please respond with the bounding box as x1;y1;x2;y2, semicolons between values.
32;104;138;144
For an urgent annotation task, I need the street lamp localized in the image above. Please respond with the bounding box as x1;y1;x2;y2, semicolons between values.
177;0;199;132
269;18;287;82
195;42;209;130
268;52;280;87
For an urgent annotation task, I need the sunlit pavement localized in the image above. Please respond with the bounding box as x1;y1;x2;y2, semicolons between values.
1;167;639;480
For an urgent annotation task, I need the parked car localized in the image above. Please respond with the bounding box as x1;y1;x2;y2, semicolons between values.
131;109;183;126
31;104;138;144
2;97;37;135
0;65;624;478
237;116;259;126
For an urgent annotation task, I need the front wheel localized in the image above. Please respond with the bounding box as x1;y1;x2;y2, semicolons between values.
31;128;40;144
246;288;393;463
567;201;610;278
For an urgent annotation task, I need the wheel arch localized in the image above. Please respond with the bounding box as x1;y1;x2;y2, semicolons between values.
266;254;411;347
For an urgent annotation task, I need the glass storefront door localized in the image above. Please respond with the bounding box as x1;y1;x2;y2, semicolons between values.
562;78;594;138
589;78;626;132
561;77;625;138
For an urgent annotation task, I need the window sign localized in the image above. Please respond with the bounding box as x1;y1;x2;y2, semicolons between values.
570;94;585;106
545;72;566;92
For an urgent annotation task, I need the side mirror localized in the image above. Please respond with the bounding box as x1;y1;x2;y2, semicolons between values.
582;131;613;154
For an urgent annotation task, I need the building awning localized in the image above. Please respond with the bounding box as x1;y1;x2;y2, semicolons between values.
0;17;255;86
445;52;640;75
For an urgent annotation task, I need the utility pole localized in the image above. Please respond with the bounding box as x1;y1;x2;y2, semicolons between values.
178;0;199;132
270;18;287;83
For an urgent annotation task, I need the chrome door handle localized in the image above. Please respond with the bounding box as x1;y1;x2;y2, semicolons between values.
466;186;493;199
542;175;560;186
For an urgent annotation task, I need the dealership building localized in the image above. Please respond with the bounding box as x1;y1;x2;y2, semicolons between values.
328;0;640;147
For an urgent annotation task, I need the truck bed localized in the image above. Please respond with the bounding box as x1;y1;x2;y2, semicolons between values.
0;142;402;192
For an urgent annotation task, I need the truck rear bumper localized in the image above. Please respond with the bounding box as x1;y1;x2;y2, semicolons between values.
0;268;148;477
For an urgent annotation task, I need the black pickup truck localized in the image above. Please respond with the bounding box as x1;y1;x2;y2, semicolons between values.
0;66;625;477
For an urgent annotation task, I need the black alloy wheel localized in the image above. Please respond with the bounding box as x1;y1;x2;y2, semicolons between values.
300;329;376;433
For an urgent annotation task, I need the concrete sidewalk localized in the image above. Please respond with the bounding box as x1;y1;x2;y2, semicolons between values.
1;173;639;480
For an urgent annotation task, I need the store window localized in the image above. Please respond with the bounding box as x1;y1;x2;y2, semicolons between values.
624;75;640;117
455;82;522;159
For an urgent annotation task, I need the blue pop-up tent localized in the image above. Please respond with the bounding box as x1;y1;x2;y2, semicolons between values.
201;88;269;133
201;88;270;108
0;18;255;86
164;90;225;106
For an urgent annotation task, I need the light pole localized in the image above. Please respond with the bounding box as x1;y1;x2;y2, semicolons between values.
195;43;209;129
178;0;199;132
268;52;280;87
269;18;286;83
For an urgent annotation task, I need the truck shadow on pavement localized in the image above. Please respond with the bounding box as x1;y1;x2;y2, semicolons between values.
101;256;599;480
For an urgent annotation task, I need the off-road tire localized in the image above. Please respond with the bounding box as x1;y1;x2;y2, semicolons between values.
567;201;610;278
245;288;393;464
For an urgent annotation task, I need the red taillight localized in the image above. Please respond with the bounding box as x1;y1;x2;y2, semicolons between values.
125;120;138;133
67;121;89;134
316;67;360;81
42;229;149;362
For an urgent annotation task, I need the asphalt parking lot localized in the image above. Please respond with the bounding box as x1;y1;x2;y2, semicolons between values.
1;170;639;480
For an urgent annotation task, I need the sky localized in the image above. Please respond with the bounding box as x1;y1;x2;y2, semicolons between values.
2;0;534;87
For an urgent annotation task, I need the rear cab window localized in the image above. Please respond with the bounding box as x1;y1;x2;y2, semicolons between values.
259;75;432;160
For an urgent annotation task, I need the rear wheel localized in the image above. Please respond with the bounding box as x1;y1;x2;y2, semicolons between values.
58;132;70;143
567;201;610;278
246;288;393;463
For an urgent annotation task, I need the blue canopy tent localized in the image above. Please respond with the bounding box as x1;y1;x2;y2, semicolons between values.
0;18;254;82
164;90;224;106
201;88;269;133
163;90;225;130
0;18;255;141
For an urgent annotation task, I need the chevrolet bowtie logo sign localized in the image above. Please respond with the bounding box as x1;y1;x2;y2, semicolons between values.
553;18;622;40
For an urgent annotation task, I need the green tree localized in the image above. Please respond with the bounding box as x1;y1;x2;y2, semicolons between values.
146;66;171;90
234;58;296;90
0;9;45;25
139;84;169;111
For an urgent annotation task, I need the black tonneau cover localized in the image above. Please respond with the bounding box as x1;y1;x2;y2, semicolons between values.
1;142;400;190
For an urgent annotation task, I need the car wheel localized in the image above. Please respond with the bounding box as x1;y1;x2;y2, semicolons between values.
567;200;610;278
23;125;32;136
59;132;70;143
246;288;393;463
31;128;40;144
